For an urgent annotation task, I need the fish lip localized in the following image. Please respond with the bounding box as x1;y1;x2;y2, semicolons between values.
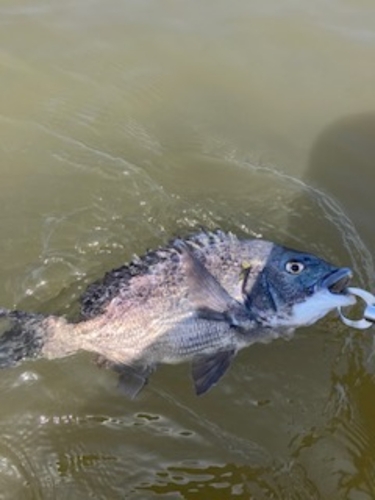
319;267;353;294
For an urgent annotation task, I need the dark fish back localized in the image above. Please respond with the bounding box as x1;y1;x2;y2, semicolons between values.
80;230;233;319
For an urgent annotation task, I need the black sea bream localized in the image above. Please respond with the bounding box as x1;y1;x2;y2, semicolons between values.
0;231;355;397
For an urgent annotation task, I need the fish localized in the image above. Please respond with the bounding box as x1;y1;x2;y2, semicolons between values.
0;230;355;397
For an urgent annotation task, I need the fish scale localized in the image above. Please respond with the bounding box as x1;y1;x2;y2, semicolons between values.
0;230;355;397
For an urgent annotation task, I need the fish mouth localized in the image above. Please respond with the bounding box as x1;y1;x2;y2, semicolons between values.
320;267;353;294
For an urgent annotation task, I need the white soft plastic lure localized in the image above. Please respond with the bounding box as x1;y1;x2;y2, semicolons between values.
338;287;375;329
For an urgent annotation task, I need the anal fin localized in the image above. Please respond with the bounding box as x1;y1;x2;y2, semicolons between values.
95;355;154;399
117;364;153;399
192;350;235;396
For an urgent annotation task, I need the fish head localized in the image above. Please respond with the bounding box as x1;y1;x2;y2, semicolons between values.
243;242;356;328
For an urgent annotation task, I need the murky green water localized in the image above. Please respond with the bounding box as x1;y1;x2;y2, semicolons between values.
1;0;375;498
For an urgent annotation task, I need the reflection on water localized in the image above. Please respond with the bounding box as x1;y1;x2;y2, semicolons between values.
138;461;323;499
1;0;375;498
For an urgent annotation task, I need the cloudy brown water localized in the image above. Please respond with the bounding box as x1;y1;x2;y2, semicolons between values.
1;0;375;498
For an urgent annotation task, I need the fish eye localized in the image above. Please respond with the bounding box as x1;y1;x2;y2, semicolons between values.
285;260;305;275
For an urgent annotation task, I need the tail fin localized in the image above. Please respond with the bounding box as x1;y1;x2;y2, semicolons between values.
0;308;48;367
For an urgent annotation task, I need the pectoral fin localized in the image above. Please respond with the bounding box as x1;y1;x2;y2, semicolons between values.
179;245;245;325
191;350;235;395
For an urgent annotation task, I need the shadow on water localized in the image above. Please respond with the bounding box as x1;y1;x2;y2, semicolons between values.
285;114;375;499
128;113;375;500
307;114;375;256
2;116;375;499
288;113;375;288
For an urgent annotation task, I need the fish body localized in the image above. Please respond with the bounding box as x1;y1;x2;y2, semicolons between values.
0;230;355;396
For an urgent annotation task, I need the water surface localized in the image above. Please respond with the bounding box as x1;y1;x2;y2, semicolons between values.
1;0;375;498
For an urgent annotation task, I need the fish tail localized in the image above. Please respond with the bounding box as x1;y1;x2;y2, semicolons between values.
0;308;53;367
